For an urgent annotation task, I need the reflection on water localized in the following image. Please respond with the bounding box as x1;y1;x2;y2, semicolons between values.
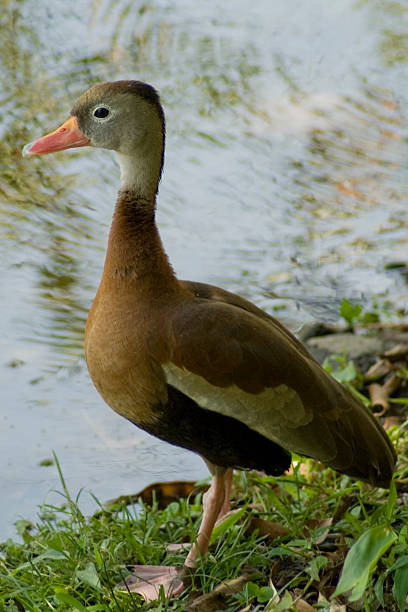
1;0;407;537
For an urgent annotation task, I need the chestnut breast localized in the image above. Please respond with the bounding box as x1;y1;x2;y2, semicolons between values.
84;283;170;424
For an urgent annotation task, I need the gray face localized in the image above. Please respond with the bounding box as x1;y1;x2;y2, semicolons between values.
70;81;164;156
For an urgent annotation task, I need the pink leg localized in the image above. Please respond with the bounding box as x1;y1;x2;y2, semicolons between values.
167;468;233;550
119;462;229;601
184;464;228;568
217;468;233;520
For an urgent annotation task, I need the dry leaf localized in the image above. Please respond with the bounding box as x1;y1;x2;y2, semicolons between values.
167;542;190;553
332;495;354;524
185;574;251;611
303;517;333;545
246;516;289;539
106;480;206;509
381;343;408;361
364;359;392;381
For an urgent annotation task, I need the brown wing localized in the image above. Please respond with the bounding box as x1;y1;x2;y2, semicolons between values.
166;281;395;487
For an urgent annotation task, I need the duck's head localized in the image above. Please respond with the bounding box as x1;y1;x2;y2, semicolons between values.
23;80;166;197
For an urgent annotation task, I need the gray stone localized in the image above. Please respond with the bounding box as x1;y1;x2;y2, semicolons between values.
305;333;383;370
305;328;408;371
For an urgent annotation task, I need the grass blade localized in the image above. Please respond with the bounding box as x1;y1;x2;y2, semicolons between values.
210;506;247;544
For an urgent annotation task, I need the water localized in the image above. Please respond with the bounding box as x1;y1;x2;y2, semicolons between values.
1;0;407;538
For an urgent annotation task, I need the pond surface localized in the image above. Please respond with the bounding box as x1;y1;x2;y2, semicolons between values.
1;0;407;538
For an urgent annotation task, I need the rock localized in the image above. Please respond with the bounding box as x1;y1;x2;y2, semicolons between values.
297;322;337;343
304;328;408;372
305;333;383;369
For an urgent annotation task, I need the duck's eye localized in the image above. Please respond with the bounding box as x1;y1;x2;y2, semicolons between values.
93;107;110;119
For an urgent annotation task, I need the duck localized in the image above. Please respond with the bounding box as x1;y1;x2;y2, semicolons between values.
23;80;396;601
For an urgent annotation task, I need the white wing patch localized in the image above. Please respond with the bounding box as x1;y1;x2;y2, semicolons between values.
163;362;315;452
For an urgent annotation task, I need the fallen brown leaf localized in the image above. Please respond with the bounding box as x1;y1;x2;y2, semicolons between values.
332;494;354;525
106;480;206;509
364;359;392;381
185;573;252;611
381;343;408;362
166;542;190;553
245;516;289;539
303;517;333;545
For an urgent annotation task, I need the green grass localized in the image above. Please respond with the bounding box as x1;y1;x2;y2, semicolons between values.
1;428;408;612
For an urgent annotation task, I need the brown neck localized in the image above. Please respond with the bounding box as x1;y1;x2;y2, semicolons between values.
101;189;177;290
